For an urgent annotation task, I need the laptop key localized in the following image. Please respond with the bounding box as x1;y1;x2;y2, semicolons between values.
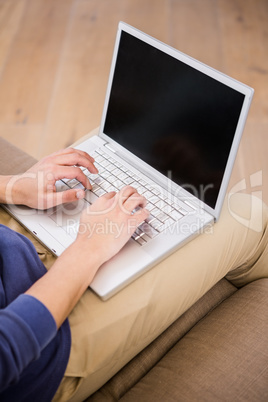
149;218;162;231
147;194;160;205
136;236;147;246
123;177;134;185
56;180;70;192
155;199;166;209
118;172;128;181
155;212;169;223
94;188;106;197
106;163;116;172
169;209;184;220
162;204;173;214
139;232;151;242
84;190;98;204
66;179;81;188
139;222;158;238
94;176;105;186
136;185;147;194
145;214;155;224
113;179;124;189
100;171;111;180
100;181;112;191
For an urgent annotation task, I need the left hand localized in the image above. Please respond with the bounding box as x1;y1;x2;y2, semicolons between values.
74;186;149;277
6;148;98;209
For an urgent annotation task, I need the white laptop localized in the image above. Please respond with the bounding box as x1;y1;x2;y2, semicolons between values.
4;22;254;300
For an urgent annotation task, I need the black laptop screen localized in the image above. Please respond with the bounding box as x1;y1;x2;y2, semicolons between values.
104;31;245;208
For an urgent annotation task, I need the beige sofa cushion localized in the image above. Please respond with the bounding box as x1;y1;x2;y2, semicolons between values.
120;279;268;401
88;279;237;401
0;137;36;175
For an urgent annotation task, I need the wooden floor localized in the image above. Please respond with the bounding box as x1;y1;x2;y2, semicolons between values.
0;0;267;202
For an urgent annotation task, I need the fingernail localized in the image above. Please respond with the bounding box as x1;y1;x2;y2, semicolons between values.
76;190;84;199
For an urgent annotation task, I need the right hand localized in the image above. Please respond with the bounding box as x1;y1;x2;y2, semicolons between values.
75;186;149;275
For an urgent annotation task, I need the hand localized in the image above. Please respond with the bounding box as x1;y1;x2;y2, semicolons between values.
25;186;149;328
4;148;98;209
75;186;149;272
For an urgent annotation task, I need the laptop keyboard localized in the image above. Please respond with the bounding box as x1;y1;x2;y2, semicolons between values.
62;148;194;245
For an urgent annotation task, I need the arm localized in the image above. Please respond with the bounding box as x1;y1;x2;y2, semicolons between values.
0;147;97;208
25;187;149;328
0;295;57;390
0;147;149;328
0;186;148;392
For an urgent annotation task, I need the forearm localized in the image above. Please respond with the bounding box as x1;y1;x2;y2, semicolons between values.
0;174;31;206
0;175;14;204
25;240;102;328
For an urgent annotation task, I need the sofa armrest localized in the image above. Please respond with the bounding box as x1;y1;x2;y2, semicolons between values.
0;137;37;175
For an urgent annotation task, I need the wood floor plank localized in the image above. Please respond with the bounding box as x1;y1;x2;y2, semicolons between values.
0;0;74;156
0;0;26;75
218;0;268;202
0;123;44;158
120;0;169;42
0;0;74;124
169;0;223;70
40;0;170;156
40;0;121;156
218;0;268;121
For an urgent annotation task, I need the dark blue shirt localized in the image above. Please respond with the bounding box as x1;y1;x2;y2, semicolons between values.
0;225;71;401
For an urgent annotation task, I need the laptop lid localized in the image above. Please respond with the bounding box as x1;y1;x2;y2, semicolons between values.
99;22;254;220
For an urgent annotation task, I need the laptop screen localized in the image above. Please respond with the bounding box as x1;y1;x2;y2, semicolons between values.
104;31;245;209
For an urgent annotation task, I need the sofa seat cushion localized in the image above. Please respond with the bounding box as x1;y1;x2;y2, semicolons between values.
87;279;237;401
121;279;268;401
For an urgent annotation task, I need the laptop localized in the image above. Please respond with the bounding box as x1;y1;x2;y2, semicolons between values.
4;22;254;300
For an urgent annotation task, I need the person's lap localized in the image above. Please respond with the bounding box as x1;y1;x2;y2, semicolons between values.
1;192;268;402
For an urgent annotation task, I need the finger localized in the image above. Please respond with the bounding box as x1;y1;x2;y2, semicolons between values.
62;153;98;173
90;191;117;209
132;207;150;225
117;185;138;204
69;148;96;166
89;191;117;214
98;191;117;210
52;151;98;174
51;147;96;164
54;166;92;189
101;191;117;200
47;188;85;207
123;193;147;213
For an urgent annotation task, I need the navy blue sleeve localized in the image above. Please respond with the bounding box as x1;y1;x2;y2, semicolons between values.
0;225;71;401
0;294;57;392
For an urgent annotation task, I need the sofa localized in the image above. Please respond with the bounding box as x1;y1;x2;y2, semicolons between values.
1;137;267;401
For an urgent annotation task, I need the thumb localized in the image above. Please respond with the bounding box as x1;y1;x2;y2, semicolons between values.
48;188;85;207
